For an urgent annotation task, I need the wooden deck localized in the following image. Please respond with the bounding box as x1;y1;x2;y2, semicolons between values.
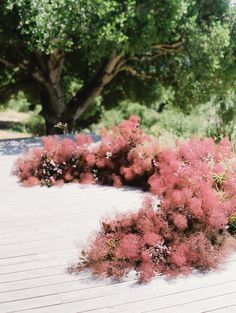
1;143;236;313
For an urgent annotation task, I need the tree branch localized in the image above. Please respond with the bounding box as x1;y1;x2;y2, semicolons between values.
47;49;65;84
127;41;183;64
34;51;48;73
99;52;125;85
63;52;125;127
120;65;154;79
152;41;182;52
0;57;14;68
0;54;47;87
0;79;37;102
128;52;166;63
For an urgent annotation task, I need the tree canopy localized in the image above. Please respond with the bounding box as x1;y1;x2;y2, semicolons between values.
0;0;235;134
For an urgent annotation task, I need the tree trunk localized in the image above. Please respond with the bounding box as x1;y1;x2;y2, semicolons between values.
61;80;106;132
62;53;124;131
18;51;124;134
39;85;65;135
32;50;66;135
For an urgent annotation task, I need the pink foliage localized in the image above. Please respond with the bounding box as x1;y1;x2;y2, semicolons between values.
115;234;140;260
172;213;188;230
22;176;39;187
143;232;161;246
14;116;156;188
75;134;93;145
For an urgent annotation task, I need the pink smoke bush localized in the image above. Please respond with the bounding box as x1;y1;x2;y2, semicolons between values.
14;116;157;188
70;136;236;282
148;137;236;232
73;198;235;283
14;116;236;282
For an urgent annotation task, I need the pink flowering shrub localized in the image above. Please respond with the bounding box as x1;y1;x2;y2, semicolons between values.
148;137;236;232
14;135;93;187
70;137;236;282
14;116;236;282
71;197;235;283
14;116;157;188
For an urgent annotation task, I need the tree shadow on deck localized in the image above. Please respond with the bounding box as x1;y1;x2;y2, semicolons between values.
0;134;100;156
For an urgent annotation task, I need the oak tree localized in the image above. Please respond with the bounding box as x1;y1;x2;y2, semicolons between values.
0;0;233;133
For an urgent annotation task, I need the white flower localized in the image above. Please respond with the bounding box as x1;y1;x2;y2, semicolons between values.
106;151;112;159
151;196;161;211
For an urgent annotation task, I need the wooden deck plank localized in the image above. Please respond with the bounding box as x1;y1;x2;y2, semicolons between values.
0;249;78;268
0;266;235;305
0;277;133;303
0;294;62;313
0;273;83;294
208;305;236;313
0;149;236;313
148;293;236;313
5;288;236;313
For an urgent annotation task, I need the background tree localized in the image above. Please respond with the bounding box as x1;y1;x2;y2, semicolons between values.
0;0;234;134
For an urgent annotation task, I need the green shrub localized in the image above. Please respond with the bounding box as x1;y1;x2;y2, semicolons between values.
228;215;236;235
90;96;236;149
6;91;31;112
26;105;45;136
90;101;218;147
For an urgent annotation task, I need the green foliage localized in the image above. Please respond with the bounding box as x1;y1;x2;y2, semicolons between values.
213;172;226;191
0;1;235;106
162;21;232;110
228;215;236;234
62;76;83;103
25;104;45;136
91;101;210;140
90;95;236;148
0;90;45;136
1;0;192;56
3;91;30;112
0;0;234;167
204;92;236;145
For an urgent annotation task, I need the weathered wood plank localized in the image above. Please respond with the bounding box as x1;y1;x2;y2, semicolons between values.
5;286;236;313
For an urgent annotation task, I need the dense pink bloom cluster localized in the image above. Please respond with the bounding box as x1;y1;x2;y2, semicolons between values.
14;116;157;188
72;198;235;283
14;116;236;282
71;136;236;282
14;135;92;187
148;138;236;231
